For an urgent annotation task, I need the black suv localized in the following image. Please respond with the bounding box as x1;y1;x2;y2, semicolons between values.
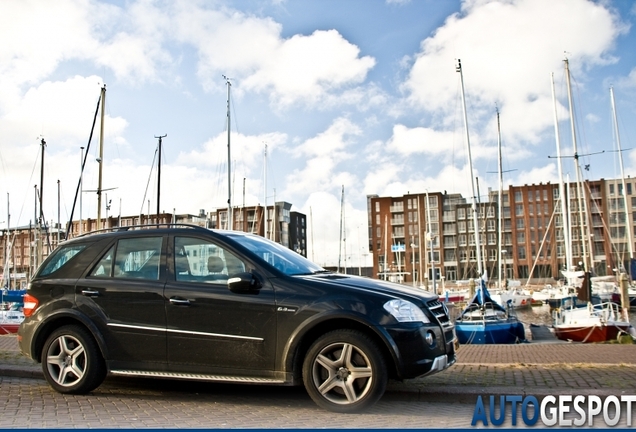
18;225;456;412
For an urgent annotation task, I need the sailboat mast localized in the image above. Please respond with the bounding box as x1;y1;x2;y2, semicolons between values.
416;194;423;288
496;108;503;288
338;185;344;273
456;59;483;277
264;144;268;238
155;134;166;219
5;193;10;288
610;86;634;263
310;206;315;261
39;138;46;226
425;190;436;292
224;76;233;230
97;85;106;231
551;72;573;272
384;214;388;281
564;59;590;271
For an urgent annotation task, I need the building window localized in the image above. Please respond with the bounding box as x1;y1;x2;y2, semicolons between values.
518;246;526;260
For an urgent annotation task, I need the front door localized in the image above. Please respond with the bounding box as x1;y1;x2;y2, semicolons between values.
164;235;277;376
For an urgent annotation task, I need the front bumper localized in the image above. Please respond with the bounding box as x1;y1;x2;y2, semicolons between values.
385;323;457;379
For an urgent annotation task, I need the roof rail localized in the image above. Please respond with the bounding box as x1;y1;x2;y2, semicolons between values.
73;223;209;239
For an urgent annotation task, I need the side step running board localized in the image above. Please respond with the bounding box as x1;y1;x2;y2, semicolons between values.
110;369;285;384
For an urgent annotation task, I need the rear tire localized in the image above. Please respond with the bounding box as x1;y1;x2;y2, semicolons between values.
302;329;387;413
41;325;106;394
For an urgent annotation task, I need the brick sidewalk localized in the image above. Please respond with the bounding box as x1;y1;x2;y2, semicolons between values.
3;334;636;400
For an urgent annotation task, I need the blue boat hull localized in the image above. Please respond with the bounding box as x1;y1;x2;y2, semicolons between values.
455;320;525;344
1;289;26;304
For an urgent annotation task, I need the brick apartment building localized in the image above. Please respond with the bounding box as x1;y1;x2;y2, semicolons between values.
367;176;635;289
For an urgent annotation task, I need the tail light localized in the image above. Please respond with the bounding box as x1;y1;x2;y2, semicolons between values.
23;293;39;317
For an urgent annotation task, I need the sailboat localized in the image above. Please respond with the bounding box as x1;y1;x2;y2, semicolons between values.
489;108;532;309
453;60;526;344
551;60;633;342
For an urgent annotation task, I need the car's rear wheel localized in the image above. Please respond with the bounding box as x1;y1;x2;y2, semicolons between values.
302;329;387;413
41;325;106;394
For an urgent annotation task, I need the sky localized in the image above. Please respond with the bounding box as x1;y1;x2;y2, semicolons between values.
2;0;636;268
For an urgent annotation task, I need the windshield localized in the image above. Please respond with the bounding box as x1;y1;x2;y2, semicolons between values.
228;233;325;276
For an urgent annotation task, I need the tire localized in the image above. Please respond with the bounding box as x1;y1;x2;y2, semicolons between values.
40;325;106;394
302;329;387;413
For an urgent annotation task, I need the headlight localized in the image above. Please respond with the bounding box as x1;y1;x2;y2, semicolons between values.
383;299;430;323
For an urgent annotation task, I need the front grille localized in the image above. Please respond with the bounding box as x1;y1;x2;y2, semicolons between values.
426;299;453;328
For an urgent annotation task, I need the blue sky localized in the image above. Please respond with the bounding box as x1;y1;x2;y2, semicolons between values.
1;0;636;267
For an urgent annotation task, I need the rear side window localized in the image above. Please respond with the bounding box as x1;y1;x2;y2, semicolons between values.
38;244;87;276
89;237;163;280
115;237;163;280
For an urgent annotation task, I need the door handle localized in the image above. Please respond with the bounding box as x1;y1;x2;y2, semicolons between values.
169;298;191;305
81;289;100;297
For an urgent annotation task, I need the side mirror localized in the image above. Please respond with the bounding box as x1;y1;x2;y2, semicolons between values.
227;272;262;294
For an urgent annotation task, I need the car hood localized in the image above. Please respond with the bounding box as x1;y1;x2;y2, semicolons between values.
295;273;439;304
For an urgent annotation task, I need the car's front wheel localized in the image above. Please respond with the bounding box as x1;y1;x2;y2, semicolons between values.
302;329;387;413
41;325;106;394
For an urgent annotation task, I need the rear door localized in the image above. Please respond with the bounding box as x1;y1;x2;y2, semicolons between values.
75;235;168;370
164;235;277;376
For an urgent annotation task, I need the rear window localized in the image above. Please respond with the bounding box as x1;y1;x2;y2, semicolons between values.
38;244;87;276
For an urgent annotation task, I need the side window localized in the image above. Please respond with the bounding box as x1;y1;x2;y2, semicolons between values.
112;237;163;280
175;237;246;284
90;245;115;277
38;244;87;276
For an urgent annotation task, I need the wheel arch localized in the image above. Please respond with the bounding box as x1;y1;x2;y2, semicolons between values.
282;313;401;384
31;310;109;365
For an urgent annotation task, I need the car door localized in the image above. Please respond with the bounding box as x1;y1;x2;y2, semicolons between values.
75;235;168;370
164;235;277;376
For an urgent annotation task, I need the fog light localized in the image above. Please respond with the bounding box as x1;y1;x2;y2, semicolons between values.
425;330;436;346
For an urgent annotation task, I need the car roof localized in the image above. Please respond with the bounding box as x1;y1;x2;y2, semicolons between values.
63;224;251;245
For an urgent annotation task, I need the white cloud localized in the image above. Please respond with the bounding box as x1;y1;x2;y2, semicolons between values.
2;76;127;148
172;4;376;107
402;0;625;146
284;117;361;196
386;124;459;157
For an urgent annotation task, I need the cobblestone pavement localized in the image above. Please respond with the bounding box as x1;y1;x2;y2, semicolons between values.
2;335;636;428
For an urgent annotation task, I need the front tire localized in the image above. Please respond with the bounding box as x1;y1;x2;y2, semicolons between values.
302;329;387;413
41;325;106;394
